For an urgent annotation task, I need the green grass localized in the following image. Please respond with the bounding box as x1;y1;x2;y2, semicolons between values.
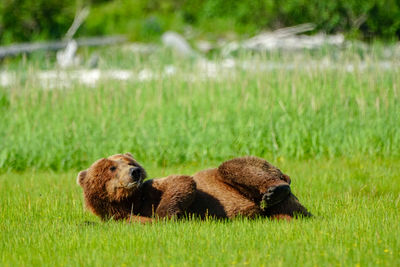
1;48;400;265
0;49;399;172
1;158;399;266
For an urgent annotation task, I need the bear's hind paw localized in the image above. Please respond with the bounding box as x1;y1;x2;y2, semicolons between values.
261;184;291;209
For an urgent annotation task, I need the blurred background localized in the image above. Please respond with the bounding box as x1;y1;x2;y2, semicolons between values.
0;1;399;172
1;0;400;44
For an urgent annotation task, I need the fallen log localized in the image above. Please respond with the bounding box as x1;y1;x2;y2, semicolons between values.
0;35;127;59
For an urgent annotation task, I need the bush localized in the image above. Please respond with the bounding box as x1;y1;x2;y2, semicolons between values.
0;0;77;44
0;0;399;44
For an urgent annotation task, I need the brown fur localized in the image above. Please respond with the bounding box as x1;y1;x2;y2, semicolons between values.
77;154;311;222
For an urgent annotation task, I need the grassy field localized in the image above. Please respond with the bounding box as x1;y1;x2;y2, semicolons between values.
1;159;399;266
1;48;399;172
1;47;400;266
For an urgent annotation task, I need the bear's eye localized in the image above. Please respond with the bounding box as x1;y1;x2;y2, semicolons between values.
110;166;117;172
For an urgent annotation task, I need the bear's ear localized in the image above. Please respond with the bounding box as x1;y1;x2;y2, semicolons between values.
76;170;88;186
125;152;134;158
282;174;291;185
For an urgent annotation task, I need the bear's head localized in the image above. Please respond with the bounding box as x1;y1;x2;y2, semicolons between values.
77;153;147;220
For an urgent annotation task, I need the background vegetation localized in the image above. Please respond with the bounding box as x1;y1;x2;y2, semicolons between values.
1;0;400;44
1;49;399;172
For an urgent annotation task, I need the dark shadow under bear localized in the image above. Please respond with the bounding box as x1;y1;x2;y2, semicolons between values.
77;153;312;223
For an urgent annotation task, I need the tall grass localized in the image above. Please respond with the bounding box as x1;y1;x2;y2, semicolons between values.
1;52;399;172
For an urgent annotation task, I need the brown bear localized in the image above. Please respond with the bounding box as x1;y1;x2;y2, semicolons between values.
77;153;311;223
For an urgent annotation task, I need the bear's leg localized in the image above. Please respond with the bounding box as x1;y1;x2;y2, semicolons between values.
218;156;291;208
155;175;197;218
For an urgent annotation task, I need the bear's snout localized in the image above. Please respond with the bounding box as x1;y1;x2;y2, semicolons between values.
129;167;142;181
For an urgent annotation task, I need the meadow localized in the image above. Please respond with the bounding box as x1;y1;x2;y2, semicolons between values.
1;46;399;266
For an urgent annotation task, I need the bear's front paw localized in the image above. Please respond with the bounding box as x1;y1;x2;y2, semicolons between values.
261;184;291;209
156;206;181;219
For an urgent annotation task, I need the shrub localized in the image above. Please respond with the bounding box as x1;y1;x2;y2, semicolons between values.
0;0;399;44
